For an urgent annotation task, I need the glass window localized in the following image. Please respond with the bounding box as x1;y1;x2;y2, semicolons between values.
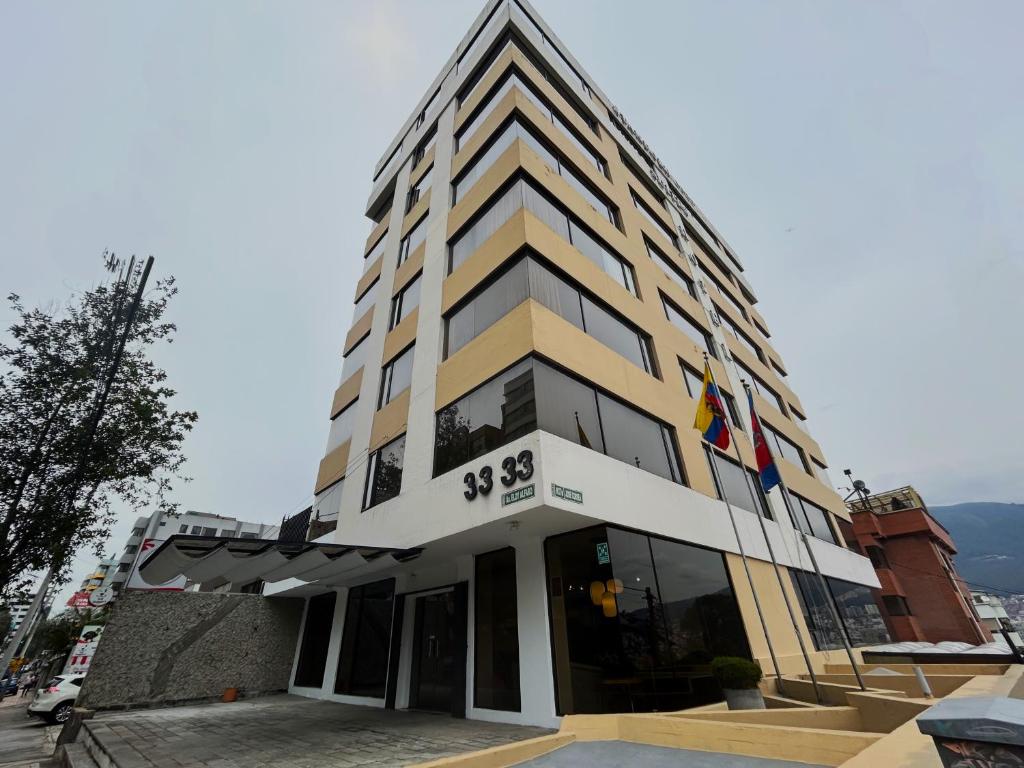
792;408;811;434
663;296;714;357
704;446;770;519
474;548;521;712
792;494;836;543
450;178;634;294
631;189;678;249
765;425;808;472
790;570;845;651
326;401;357;453
580;296;653;374
406;167;432;213
648;238;694;297
352;278;379;325
412;125;437;170
596;393;681;484
446;260;531;357
179;524;188;533
827;577;891;647
190;525;202;535
453;116;604;208
812;459;833;488
883;595;912;616
445;256;650;373
294;592;337;688
434;357;680;483
719;310;763;362
378;345;415;408
340;334;370;383
201;527;216;537
457;70;602;170
680;362;704;400
389;273;421;330
363;435;406;509
735;360;785;413
335;579;396;696
545;525;749;715
364;232;387;273
434;360;536;476
398;216;427;265
698;262;747;320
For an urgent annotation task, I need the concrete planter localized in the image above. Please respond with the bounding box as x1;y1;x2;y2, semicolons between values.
723;687;765;710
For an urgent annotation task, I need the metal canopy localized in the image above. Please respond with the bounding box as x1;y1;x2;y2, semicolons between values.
139;535;422;587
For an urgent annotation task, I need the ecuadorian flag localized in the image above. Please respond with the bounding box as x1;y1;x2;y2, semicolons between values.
693;363;730;450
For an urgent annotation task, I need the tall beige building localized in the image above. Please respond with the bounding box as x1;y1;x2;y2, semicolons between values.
148;0;888;727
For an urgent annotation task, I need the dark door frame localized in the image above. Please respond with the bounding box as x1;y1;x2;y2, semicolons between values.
401;581;469;718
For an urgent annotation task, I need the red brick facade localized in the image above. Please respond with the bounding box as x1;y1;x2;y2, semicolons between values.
841;490;989;644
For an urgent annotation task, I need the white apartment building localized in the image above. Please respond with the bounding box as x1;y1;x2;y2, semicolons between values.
142;0;884;728
972;591;1023;648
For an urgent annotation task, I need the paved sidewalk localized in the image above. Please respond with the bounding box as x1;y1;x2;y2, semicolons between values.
0;699;60;767
84;695;553;767
516;741;828;768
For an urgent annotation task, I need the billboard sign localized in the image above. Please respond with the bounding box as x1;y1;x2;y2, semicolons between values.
63;624;104;676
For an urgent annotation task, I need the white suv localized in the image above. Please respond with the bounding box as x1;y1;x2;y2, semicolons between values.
27;675;83;724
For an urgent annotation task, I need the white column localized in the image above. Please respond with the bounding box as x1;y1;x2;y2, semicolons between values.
513;536;559;727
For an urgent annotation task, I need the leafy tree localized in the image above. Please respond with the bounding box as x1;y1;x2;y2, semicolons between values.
26;608;107;658
0;255;197;600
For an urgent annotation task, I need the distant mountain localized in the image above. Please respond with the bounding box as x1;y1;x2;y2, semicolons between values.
930;502;1024;595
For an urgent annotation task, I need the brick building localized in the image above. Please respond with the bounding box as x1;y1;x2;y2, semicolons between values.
842;486;989;644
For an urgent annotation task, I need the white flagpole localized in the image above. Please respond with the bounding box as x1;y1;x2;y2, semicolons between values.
742;381;866;692
698;354;784;695
705;361;821;703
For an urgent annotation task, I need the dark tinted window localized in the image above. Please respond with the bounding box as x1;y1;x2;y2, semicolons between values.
389;273;422;330
399;217;427;265
545;525;749;715
596;393;681;484
474;548;521;711
704;446;770;519
435;361;536;476
335;579;396;697
378;346;414;408
450;178;634;294
363;435;406;509
663;296;714;357
434;358;680;483
766;425;808;472
446;256;649;374
791;494;836;544
294;591;337;688
790;571;890;649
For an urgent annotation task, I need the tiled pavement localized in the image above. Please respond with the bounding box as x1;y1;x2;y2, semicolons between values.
83;696;554;767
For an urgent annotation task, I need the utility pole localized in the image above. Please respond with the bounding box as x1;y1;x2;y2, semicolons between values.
1;257;154;676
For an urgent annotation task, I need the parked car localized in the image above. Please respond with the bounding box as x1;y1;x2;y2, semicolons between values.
0;676;20;699
27;676;83;724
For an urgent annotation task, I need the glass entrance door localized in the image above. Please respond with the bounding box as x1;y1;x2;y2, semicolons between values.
410;591;456;712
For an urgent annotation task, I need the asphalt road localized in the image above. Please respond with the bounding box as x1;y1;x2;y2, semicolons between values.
0;697;58;767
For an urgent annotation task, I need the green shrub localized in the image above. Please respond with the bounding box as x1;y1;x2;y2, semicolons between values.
711;656;763;689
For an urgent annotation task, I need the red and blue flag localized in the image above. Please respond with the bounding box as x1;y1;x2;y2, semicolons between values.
747;389;781;492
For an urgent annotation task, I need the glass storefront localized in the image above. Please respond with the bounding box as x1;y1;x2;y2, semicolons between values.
474;548;521;711
334;579;396;697
789;570;891;650
545;525;749;714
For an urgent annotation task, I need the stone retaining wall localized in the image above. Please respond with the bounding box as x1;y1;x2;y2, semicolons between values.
78;591;303;710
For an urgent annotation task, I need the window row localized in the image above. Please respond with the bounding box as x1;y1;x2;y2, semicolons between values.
450;177;635;295
662;294;715;358
352;277;379;325
734;359;785;414
389;273;421;330
631;188;678;250
788;493;836;544
647;237;695;298
434;356;682;485
363;434;406;510
364;231;387;274
454;117;613;225
790;570;891;650
378;345;414;409
445;254;654;374
718;308;764;364
399;214;428;265
699;261;748;321
457;68;603;174
681;362;741;430
764;423;810;474
510;0;592;100
406;166;432;213
704;446;771;520
326;400;357;454
340;333;370;384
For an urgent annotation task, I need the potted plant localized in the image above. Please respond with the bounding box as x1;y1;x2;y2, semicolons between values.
711;656;765;710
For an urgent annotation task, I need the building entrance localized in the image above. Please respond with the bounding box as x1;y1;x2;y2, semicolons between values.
410;591;458;713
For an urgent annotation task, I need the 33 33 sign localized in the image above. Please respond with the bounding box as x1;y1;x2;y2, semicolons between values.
463;449;533;500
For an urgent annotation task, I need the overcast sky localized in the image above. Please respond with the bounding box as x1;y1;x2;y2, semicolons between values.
2;0;1021;608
